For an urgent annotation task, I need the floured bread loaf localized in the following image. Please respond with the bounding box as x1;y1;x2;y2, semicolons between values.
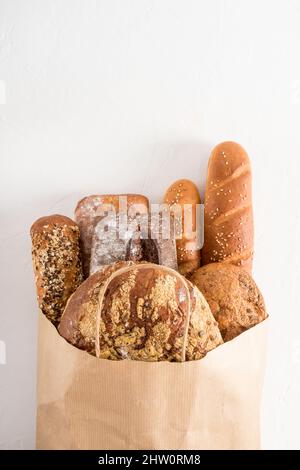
90;211;178;274
75;194;149;276
59;262;222;361
137;211;178;271
190;263;267;341
89;214;141;272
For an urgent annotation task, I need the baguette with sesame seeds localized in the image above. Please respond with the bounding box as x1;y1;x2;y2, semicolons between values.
30;214;84;326
164;179;201;277
202;142;254;273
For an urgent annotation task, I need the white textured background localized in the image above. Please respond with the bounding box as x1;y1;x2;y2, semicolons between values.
0;0;300;450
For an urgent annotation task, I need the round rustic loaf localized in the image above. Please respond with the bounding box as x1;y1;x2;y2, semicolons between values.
58;261;223;361
190;263;267;342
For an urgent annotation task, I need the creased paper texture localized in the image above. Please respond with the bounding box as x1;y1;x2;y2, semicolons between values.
36;313;268;450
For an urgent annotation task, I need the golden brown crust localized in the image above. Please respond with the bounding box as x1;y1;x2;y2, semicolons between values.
59;261;132;353
59;262;222;361
190;263;267;342
202;142;254;273
30;214;76;234
164;179;201;277
31;214;83;326
75;194;149;276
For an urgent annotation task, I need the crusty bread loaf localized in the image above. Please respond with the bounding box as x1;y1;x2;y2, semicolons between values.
31;214;83;326
190;263;267;342
59;261;222;361
164;179;201;277
90;211;178;274
139;211;178;270
202;142;254;273
75;194;149;276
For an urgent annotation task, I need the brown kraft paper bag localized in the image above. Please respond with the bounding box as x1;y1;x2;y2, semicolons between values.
36;312;268;450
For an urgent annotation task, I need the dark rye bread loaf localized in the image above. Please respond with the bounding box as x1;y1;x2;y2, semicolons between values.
202;142;254;273
190;263;267;342
59;261;223;361
90;211;178;274
31;214;83;326
75;194;149;276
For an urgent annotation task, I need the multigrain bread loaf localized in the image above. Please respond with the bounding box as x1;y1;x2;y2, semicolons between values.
190;263;267;342
164;179;201;276
75;194;149;276
31;214;83;326
59;261;223;361
202;142;254;273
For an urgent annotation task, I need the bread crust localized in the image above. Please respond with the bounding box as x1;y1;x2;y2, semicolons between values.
30;214;83;326
164;179;201;276
90;211;178;274
75;194;149;276
59;262;222;361
190;263;267;342
202;142;254;273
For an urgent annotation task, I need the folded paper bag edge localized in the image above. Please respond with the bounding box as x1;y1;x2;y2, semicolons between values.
37;309;268;366
36;312;268;450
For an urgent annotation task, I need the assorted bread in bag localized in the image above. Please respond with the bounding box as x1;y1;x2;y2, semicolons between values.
30;141;268;362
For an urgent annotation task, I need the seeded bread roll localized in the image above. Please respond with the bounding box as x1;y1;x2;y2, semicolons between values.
59;261;223;361
164;179;201;277
75;194;149;276
202;142;254;273
31;214;83;326
190;263;267;342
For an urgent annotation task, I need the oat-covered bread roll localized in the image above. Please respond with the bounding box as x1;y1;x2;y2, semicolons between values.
59;261;222;361
30;214;83;326
202;142;254;273
190;263;267;342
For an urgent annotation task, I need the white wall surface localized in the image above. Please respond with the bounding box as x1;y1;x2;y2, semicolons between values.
0;0;300;450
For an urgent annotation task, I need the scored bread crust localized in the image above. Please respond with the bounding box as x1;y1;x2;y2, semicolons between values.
190;263;267;342
202;141;254;273
59;261;222;361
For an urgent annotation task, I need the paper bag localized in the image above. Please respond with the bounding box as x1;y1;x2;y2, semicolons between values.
36;313;268;450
